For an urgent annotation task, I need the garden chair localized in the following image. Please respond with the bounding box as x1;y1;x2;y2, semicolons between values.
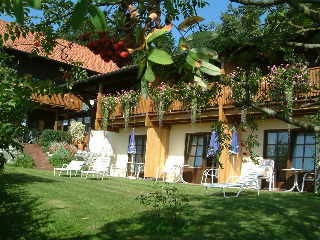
301;169;320;193
201;167;219;185
156;157;178;182
81;157;111;180
54;160;85;177
257;158;275;191
110;162;127;177
204;167;261;198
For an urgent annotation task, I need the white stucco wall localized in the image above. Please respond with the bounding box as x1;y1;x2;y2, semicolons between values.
89;127;148;177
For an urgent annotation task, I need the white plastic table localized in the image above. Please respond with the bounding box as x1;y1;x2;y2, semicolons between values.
282;168;310;192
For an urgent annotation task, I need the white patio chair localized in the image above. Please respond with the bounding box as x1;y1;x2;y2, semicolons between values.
81;157;111;180
301;171;320;193
257;158;275;191
54;160;85;177
156;158;177;182
201;167;219;185
204;167;261;198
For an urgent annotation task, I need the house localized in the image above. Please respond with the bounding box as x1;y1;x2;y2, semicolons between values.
68;58;319;189
0;19;118;136
2;19;318;189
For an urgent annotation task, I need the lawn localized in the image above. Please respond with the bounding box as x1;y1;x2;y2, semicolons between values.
0;166;319;240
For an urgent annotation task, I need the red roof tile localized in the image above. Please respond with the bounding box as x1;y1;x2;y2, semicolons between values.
0;20;119;74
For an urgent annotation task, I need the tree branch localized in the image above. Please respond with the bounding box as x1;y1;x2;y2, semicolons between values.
251;102;320;132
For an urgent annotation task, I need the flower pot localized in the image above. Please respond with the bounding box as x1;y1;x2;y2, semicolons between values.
77;144;84;151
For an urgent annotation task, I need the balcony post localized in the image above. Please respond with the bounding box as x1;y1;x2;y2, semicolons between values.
95;81;103;130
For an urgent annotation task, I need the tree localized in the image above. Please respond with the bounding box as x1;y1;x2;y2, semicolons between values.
0;50;60;153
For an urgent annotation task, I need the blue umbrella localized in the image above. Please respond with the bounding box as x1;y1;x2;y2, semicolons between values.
207;130;220;157
229;123;240;155
229;124;239;179
128;128;136;154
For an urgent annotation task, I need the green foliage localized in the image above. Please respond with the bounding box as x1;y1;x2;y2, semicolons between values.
12;151;35;169
49;142;76;167
136;183;189;234
38;130;72;148
71;0;88;30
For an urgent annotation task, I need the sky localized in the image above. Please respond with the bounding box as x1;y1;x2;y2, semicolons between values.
0;0;236;40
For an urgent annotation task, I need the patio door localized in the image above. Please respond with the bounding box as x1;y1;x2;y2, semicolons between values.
128;135;147;163
184;133;211;184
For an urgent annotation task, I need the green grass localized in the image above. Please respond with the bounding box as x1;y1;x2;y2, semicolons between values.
0;166;319;240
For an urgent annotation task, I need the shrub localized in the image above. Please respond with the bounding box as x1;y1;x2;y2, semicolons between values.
49;142;76;167
136;183;189;234
12;151;35;168
38;130;72;148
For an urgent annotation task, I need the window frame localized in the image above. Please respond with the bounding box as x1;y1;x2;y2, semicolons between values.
184;132;211;168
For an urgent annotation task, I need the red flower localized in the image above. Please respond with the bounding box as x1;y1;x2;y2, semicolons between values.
243;152;249;156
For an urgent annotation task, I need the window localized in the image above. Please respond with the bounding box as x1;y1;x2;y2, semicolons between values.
130;135;147;163
264;130;316;181
185;133;211;167
292;132;315;170
265;131;289;182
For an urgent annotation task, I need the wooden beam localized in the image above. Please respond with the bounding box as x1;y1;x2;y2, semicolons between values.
95;81;104;130
54;112;59;130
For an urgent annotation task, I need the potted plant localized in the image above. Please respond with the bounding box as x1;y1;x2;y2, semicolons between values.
68;121;86;150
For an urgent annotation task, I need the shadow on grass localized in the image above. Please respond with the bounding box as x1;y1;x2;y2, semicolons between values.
0;172;56;240
66;189;320;240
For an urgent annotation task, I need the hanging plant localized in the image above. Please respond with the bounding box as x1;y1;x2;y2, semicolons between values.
117;90;140;131
177;81;214;128
97;93;118;133
149;82;175;126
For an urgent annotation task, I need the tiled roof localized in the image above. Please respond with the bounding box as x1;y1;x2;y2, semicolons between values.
0;20;119;74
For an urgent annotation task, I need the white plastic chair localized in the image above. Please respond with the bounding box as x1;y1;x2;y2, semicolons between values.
156;158;177;182
201;167;219;185
54;160;85;177
257;158;275;191
81;157;111;180
301;171;320;193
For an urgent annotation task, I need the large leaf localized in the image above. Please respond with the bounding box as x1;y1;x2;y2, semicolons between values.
186;52;201;68
141;78;148;100
13;0;24;25
199;61;221;76
144;64;155;82
148;49;173;65
185;31;217;45
178;16;205;31
71;0;88;30
89;4;106;32
147;29;167;43
27;0;42;10
190;47;218;61
137;59;146;80
164;0;175;15
194;71;207;90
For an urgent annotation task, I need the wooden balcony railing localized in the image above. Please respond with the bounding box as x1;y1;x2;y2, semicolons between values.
31;93;82;111
221;67;320;107
99;67;319;126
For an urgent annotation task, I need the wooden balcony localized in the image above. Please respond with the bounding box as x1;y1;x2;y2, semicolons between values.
98;67;320;129
31;93;82;111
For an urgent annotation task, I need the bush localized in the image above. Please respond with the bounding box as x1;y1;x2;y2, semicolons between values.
136;183;189;234
38;130;72;148
12;151;35;168
49;142;76;167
